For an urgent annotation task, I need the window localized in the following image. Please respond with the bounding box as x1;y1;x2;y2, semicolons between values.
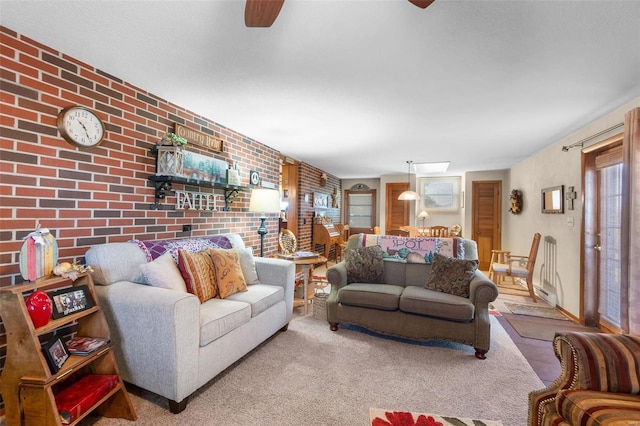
418;177;461;212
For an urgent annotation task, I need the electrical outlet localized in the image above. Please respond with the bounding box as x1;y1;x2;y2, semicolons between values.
183;225;192;232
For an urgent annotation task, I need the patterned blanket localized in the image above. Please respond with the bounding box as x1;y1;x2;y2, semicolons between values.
358;234;464;264
130;235;232;262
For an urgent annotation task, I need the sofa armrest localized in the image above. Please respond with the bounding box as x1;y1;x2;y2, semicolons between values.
527;332;640;426
468;270;499;305
94;281;200;403
326;261;348;291
254;257;296;321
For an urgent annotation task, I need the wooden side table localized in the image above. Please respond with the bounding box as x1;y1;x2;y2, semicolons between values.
288;256;328;315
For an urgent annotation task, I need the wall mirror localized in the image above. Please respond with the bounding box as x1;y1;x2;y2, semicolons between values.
541;185;564;214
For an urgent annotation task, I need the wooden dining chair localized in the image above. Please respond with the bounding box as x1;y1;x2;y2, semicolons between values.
386;229;410;237
429;226;450;237
489;233;541;302
399;226;420;237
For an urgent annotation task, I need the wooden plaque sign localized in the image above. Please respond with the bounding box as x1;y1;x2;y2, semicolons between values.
174;123;223;152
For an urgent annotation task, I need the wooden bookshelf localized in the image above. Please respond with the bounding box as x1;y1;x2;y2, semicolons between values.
0;273;136;425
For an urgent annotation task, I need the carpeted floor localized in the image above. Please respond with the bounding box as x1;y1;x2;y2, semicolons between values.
82;314;542;426
503;313;599;341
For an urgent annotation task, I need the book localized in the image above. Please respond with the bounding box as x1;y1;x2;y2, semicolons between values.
66;336;110;356
55;374;119;424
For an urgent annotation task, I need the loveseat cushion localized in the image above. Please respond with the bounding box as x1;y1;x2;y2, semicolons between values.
338;283;403;310
424;253;478;298
226;284;284;317
209;249;247;298
555;389;640;425
177;249;218;302
399;286;474;321
345;246;384;284
199;299;251;346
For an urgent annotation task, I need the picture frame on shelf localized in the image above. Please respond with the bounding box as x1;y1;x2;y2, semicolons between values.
50;285;94;319
42;337;70;374
313;192;329;209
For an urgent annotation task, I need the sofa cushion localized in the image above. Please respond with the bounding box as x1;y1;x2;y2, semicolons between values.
338;283;403;311
345;246;384;284
399;286;475;321
209;249;248;298
555;389;640;425
237;247;260;285
199;299;251;346
85;242;148;285
226;284;284;317
424;253;478;298
177;250;218;302
139;251;187;292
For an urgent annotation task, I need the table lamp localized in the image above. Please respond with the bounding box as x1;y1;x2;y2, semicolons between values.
417;210;429;234
249;188;281;256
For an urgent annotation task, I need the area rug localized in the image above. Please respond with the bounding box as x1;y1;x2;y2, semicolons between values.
370;408;503;425
503;313;599;341
89;315;541;426
504;302;568;320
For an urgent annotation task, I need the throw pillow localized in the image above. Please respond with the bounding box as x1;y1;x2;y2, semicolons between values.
177;249;217;303
237;247;260;285
424;253;478;298
209;249;248;298
345;246;384;284
139;251;187;292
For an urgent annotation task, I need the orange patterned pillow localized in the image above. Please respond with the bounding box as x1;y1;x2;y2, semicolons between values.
209;249;247;299
177;249;217;302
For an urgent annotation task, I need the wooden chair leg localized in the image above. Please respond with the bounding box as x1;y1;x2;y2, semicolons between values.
526;278;537;303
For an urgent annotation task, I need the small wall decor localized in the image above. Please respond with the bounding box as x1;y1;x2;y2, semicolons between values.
249;170;261;185
565;186;577;210
19;224;58;281
313;192;329;208
509;189;523;215
332;187;340;208
320;173;327;187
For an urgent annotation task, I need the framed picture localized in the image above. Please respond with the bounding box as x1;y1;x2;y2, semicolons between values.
42;337;70;374
50;285;94;319
418;176;462;212
313;192;329;209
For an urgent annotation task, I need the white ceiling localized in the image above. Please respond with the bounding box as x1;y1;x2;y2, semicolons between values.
2;0;639;179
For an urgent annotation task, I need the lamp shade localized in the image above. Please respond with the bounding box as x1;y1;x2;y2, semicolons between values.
249;188;281;213
417;210;429;219
398;190;421;200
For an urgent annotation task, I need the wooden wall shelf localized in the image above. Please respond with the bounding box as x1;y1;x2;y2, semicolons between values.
148;175;249;211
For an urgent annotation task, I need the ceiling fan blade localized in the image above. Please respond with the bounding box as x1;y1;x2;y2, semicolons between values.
245;0;285;27
408;0;435;9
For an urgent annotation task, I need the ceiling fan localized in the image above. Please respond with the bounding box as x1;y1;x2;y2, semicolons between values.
245;0;435;28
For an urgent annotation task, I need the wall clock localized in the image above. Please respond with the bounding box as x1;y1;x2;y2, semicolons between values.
56;105;105;149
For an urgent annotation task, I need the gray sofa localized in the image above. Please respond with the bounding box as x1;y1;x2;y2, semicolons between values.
85;234;295;413
325;234;499;359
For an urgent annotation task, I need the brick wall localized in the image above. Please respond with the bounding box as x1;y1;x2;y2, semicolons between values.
298;162;342;255
0;26;314;411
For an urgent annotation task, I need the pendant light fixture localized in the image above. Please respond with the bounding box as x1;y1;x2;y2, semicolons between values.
398;160;421;200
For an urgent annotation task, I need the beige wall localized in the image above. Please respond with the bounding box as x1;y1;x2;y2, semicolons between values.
505;96;640;316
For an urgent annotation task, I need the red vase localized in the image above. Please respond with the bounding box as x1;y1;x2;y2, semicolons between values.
26;290;52;328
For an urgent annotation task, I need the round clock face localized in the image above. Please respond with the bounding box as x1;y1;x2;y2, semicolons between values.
57;106;105;149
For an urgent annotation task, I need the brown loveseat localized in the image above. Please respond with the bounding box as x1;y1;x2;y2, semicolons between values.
528;332;640;425
325;234;498;359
